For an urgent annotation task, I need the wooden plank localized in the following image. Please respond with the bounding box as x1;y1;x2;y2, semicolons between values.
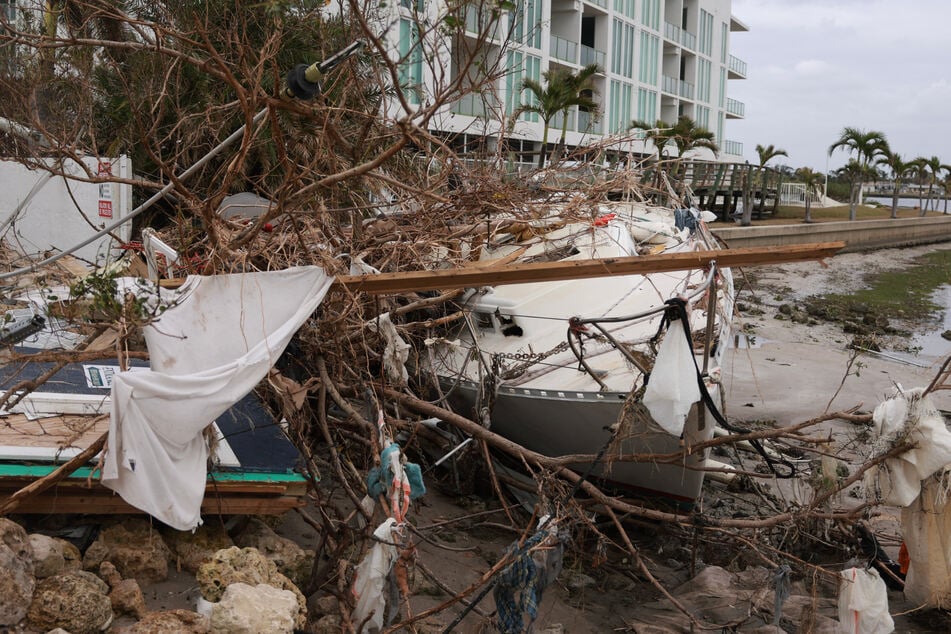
0;490;305;515
332;241;845;294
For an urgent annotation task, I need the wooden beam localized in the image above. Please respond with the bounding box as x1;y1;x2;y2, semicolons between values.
333;241;845;295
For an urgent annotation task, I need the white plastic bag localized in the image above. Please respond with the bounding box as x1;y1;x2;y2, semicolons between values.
351;519;399;632
837;567;894;634
643;319;700;436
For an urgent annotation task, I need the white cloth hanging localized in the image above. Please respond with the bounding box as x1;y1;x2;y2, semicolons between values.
643;319;700;437
102;266;332;530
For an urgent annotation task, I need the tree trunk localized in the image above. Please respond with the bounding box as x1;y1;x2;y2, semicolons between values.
740;165;754;226
891;187;899;219
849;181;858;221
804;198;812;223
537;123;550;168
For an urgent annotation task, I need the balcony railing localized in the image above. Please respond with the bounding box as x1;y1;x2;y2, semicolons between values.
726;98;745;117
550;34;578;63
586;0;607;8
662;74;679;95
664;22;681;44
723;139;743;156
451;92;490;118
577;109;602;134
681;30;696;51
728;54;748;77
551;109;576;133
679;79;694;100
579;44;606;68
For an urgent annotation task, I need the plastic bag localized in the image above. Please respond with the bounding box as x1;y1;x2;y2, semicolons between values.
643;319;700;436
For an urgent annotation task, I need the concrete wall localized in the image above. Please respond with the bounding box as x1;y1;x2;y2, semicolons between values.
711;216;951;253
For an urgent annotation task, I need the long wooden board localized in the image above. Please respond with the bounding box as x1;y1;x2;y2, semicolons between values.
333;241;845;294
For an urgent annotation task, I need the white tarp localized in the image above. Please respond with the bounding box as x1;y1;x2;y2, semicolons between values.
837;567;894;634
102;266;332;530
863;388;951;507
901;476;951;609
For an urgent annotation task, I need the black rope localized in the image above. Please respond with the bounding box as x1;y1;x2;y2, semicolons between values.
650;297;796;479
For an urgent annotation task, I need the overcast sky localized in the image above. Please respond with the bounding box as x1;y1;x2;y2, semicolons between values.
728;0;951;173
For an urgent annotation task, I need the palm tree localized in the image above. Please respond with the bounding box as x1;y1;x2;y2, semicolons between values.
833;160;869;221
631;116;718;159
756;143;788;167
517;64;600;167
754;144;788;214
828;127;889;218
876;151;915;219
914;156;950;214
794;167;823;223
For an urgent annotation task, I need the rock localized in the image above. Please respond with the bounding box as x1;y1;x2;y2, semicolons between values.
232;518;313;588
306;593;339;617
26;571;113;634
0;517;36;626
116;609;210;633
82;519;171;584
565;571;596;592
100;561;146;619
209;583;298;634
30;534;69;579
310;614;343;634
163;524;234;574
196;547;306;628
942;330;951;341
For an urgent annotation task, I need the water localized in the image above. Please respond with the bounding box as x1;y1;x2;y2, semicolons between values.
898;285;951;362
866;195;949;211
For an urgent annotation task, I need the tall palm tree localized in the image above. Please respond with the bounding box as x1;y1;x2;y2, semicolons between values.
794;167;823;223
828;127;888;218
754;144;788;214
834;160;869;221
876;151;915;219
517;64;600;167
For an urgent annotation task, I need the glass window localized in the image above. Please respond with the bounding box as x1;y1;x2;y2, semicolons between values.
641;0;660;31
637;87;656;125
398;19;423;105
720;22;728;63
697;58;711;103
638;31;658;85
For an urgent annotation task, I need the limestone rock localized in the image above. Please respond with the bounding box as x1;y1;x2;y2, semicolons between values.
196;547;306;628
210;583;298;634
310;614;343;633
82;519;171;583
116;609;210;633
232;518;313;587
0;517;36;626
100;561;146;619
163;524;234;574
30;534;68;579
26;571;113;634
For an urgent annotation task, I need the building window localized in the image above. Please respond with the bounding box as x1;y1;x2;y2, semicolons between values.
398;19;423;105
696;105;710;130
611;19;635;79
718;67;726;108
697;58;711;103
637;87;657;125
720;22;728;63
638;31;659;85
506;52;541;121
609;80;633;134
699;10;714;56
717;111;724;144
613;0;636;20
514;0;542;49
641;0;660;32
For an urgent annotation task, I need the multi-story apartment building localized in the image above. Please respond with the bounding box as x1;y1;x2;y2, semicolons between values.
389;0;748;164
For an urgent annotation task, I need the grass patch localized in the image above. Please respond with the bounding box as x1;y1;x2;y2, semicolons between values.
760;205;943;225
805;249;951;325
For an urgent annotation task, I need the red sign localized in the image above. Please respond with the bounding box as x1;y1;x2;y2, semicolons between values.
97;160;112;177
98;200;113;218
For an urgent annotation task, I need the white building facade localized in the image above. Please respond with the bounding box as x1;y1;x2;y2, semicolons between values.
386;0;748;163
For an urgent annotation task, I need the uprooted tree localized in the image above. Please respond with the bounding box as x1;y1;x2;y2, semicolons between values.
1;1;948;631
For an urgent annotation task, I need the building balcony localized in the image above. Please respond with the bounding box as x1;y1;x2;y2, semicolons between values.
723;139;743;156
726;97;745;118
662;74;679;96
550;34;579;64
664;22;682;45
450;92;492;118
681;30;697;51
551;109;576;134
728;54;747;79
679;79;694;100
577;109;602;134
579;44;605;68
585;0;608;9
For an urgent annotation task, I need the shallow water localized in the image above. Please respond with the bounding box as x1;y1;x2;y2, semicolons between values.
896;285;951;363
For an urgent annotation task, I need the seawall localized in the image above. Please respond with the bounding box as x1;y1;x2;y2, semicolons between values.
711;216;951;253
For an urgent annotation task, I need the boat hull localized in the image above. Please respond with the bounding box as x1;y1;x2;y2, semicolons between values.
443;379;717;504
